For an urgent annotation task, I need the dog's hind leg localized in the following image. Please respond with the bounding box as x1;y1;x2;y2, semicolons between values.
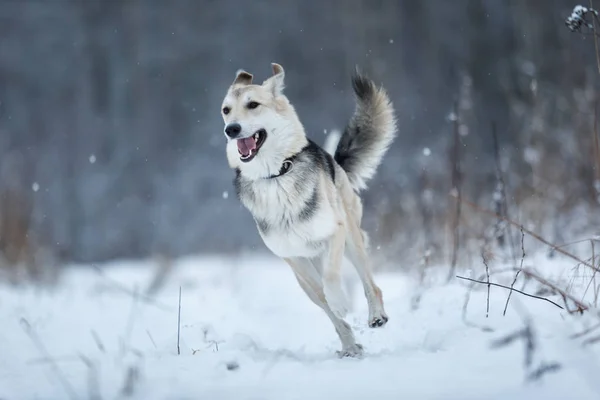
344;218;389;328
284;257;363;358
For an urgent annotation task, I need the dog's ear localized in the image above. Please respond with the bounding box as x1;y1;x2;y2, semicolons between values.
233;69;253;86
263;63;285;96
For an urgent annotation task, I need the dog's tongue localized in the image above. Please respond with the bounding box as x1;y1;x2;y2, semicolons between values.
237;137;257;157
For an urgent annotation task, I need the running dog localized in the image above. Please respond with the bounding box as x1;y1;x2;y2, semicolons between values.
220;63;397;357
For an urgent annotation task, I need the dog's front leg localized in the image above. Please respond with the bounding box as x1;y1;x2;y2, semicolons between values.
322;222;350;319
284;257;363;358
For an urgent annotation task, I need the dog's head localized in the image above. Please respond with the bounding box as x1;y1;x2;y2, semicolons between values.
221;63;306;177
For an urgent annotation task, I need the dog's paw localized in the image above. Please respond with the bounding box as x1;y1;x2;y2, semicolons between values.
324;282;349;319
336;343;364;359
368;312;389;328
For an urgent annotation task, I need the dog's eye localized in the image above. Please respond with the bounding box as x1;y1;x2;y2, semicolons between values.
222;107;230;115
247;101;260;110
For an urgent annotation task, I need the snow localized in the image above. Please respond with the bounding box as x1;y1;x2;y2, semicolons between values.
566;5;598;32
1;253;600;399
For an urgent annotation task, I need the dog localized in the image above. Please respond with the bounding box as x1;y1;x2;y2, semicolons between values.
220;63;397;357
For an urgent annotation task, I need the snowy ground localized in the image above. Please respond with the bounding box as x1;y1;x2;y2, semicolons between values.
2;252;600;400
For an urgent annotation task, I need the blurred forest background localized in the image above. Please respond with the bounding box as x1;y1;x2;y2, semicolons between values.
1;0;600;283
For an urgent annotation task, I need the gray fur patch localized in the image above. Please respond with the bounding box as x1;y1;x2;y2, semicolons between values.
234;169;255;203
298;186;319;221
255;218;270;234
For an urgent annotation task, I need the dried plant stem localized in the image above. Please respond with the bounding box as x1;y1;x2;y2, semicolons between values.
456;275;564;310
503;228;525;315
482;252;491;318
177;286;182;355
418;169;434;253
594;241;600;306
491;122;516;258
591;0;600;74
450;194;600;273
447;100;462;282
593;96;600;204
20;318;78;400
521;268;588;313
582;240;599;305
79;355;102;400
120;366;140;397
146;329;157;349
570;322;600;339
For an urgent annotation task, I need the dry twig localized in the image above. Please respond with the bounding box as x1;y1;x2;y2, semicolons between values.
450;194;600;273
456;275;564;310
482;252;491;318
504;228;525;316
521;268;588;313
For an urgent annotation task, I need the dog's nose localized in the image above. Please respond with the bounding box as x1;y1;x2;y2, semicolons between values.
224;123;242;138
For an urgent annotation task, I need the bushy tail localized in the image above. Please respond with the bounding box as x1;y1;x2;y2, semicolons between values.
334;71;397;191
323;129;342;156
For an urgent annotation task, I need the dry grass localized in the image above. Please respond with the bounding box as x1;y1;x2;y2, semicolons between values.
0;188;60;286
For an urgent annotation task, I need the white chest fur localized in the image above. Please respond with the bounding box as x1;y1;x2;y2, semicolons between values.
258;203;336;258
239;176;337;258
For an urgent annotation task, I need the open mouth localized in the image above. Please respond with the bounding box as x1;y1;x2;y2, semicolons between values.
237;129;267;162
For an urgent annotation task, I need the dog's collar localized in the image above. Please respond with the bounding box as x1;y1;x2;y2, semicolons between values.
267;156;297;179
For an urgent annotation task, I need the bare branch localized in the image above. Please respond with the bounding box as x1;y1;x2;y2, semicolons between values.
582;239;600;305
455;275;565;310
521;268;588;313
449;194;600;273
